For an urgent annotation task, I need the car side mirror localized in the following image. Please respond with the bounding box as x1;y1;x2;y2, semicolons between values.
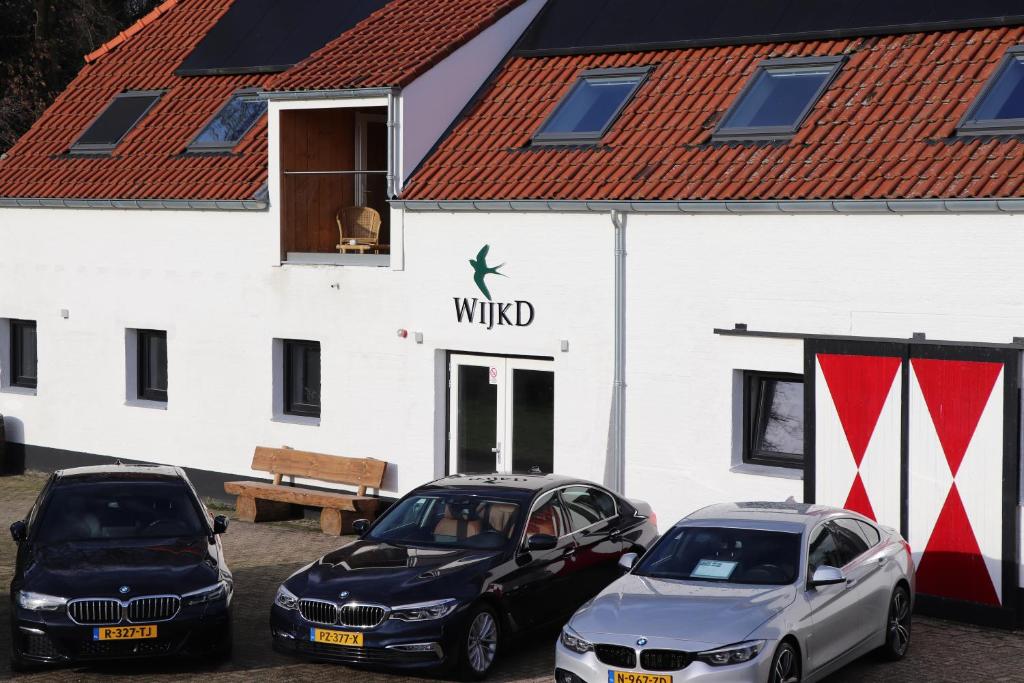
618;552;638;572
352;519;370;536
809;565;846;588
527;534;558;551
212;515;229;535
10;520;26;544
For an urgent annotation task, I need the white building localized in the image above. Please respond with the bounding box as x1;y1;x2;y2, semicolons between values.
3;0;1024;625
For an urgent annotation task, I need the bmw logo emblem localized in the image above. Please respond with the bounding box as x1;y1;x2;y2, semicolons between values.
118;586;130;595
338;591;350;600
636;638;648;647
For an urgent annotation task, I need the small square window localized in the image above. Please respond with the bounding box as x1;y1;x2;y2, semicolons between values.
10;320;37;389
743;371;804;469
533;67;650;145
187;91;267;153
70;91;163;155
714;57;844;141
284;340;321;418
958;47;1024;136
137;330;168;403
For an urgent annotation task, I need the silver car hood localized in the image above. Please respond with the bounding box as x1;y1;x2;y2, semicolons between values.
571;574;796;648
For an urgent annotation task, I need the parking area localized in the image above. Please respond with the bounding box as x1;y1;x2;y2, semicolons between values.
1;472;1022;682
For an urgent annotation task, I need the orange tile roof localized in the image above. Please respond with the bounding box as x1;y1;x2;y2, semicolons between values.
0;0;526;202
402;25;1024;202
269;0;525;91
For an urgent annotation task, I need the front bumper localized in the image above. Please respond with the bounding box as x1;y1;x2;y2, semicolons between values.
270;603;460;670
11;601;231;666
555;638;775;683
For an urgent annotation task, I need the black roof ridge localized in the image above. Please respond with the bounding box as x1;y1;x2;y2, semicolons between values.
516;11;1024;58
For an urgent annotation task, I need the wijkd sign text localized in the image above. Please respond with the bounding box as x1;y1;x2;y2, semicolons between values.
454;298;535;329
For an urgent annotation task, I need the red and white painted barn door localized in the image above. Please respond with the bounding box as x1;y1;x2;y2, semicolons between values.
806;340;1019;623
907;349;1016;617
809;343;905;531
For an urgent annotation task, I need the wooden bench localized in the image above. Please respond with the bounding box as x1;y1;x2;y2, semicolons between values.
224;447;387;535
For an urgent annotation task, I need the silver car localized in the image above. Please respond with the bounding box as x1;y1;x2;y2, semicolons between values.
555;502;914;683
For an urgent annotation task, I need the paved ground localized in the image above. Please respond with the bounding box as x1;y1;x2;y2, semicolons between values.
0;472;1021;682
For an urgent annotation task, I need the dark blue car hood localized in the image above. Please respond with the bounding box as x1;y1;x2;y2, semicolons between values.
23;536;219;598
288;539;501;605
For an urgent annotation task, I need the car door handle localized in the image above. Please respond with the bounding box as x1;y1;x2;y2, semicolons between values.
564;547;577;558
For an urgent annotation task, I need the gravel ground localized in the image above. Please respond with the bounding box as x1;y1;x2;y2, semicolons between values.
0;472;1021;682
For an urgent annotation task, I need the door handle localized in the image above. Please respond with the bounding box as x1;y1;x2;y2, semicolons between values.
491;442;502;466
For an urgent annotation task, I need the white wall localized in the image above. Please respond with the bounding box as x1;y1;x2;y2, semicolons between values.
0;206;615;500
398;0;547;186
625;211;1024;527
5;203;1024;529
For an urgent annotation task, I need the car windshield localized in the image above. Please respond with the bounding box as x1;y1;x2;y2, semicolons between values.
35;482;207;543
633;526;801;585
367;494;521;550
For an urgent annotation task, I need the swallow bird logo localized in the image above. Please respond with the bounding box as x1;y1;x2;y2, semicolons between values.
469;244;507;302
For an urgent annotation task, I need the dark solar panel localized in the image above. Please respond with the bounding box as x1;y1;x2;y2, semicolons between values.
517;0;1024;55
176;0;391;76
71;91;163;152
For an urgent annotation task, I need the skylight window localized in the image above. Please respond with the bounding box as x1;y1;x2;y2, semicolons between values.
533;67;650;145
70;91;163;154
958;47;1024;136
187;91;267;153
714;56;844;141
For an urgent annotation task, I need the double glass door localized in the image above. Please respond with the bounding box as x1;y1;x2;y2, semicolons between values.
449;355;554;475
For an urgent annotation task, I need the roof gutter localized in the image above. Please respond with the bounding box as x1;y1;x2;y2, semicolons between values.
259;87;397;101
0;197;267;211
392;198;1024;214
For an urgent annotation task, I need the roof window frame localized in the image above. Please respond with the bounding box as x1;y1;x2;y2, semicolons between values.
68;90;165;155
957;45;1024;137
712;55;845;143
531;66;652;146
185;88;266;155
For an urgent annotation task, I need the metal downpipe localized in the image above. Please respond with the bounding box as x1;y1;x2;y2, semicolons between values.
611;210;627;494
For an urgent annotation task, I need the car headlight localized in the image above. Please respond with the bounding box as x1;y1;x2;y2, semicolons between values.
16;590;66;612
183;580;232;607
560;625;594;655
697;640;765;666
389;598;459;622
274;585;299;611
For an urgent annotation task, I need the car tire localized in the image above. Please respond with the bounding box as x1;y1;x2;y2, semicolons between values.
456;603;500;681
768;641;801;683
878;585;912;661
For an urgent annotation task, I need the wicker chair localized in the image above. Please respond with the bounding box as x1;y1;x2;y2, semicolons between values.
336;206;382;253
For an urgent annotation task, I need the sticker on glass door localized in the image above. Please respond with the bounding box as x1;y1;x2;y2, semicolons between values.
449;355;554;475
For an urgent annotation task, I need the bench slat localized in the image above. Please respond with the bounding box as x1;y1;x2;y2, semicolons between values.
224;481;381;513
251;447;386;490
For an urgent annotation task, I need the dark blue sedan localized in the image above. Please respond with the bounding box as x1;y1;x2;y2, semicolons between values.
270;473;658;679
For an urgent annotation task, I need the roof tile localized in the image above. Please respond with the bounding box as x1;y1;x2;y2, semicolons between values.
403;26;1024;202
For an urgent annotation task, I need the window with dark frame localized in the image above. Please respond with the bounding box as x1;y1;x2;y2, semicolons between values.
958;46;1024;136
10;319;37;389
137;330;168;403
713;56;844;142
284;340;321;418
532;66;650;145
187;90;267;153
743;371;804;468
69;91;163;155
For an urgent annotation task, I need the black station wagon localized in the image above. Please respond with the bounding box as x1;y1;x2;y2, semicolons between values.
8;464;232;670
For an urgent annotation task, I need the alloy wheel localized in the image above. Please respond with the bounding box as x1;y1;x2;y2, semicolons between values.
466;611;498;673
888;589;911;656
772;644;800;683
